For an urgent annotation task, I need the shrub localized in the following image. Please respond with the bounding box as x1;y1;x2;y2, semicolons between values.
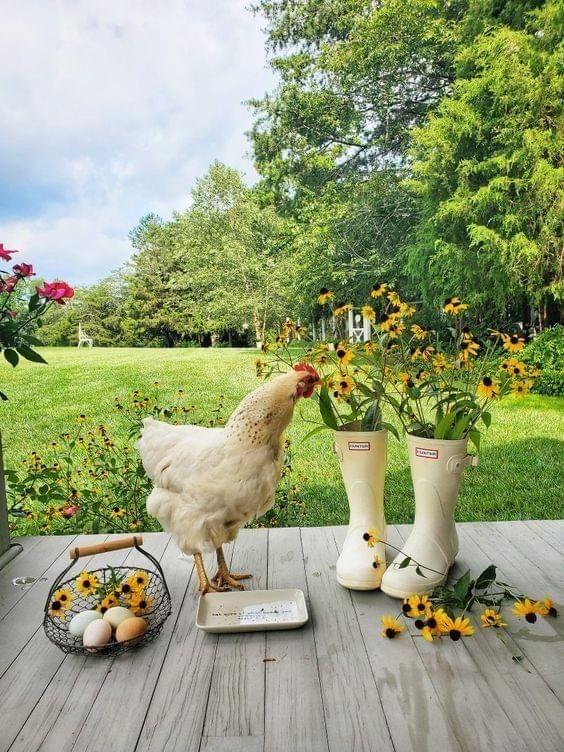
522;325;564;396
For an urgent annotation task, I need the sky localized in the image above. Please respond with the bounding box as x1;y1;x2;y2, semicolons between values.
0;0;274;284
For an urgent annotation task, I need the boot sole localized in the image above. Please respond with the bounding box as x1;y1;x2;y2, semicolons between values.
337;576;382;591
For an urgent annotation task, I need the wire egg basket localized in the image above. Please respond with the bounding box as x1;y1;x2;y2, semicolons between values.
43;535;172;657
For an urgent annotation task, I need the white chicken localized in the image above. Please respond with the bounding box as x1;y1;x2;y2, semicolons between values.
138;364;320;594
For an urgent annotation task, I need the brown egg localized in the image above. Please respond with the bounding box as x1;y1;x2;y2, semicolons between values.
115;616;148;644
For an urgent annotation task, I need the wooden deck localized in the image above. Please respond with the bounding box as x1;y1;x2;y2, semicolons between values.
0;521;562;752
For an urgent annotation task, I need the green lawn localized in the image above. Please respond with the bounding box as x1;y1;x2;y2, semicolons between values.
2;347;563;525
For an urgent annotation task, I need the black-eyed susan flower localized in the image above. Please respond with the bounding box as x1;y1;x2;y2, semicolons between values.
110;506;126;519
76;571;100;597
399;302;416;317
440;614;475;641
387;321;405;339
459;338;479;361
49;597;68;619
370;282;388;298
432;353;449;373
381;614;405;639
361;305;376;321
477;376;499;399
542;598;558;617
53;587;74;611
398;372;415;392
128;592;154;615
335;343;355;366
502;359;527;377
480;609;506;629
443;296;468;315
127;570;150;591
411;345;435;362
363;529;380;547
387;290;402;306
512;598;546;623
511;379;533;397
97;593;119;614
410;324;429;341
364;341;377;355
317;288;334;305
372;555;384;570
333;302;353;316
408;595;433;619
378;313;396;332
503;333;526;353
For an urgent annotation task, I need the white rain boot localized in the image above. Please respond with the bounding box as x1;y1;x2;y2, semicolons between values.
334;429;387;590
381;434;478;599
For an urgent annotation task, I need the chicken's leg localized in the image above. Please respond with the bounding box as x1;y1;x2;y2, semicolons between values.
212;546;252;590
194;552;228;595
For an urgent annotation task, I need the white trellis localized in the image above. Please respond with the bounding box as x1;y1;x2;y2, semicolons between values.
77;322;94;348
314;309;372;343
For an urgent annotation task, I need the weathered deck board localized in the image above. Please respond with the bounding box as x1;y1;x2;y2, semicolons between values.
0;522;562;752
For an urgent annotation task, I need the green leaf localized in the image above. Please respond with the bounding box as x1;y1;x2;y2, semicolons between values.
317;386;339;431
28;292;40;312
380;421;400;441
398;556;411;569
468;429;481;451
415;566;426;578
17;344;47;364
434;410;456;439
361;402;382;431
475;565;496;590
298;425;328;444
453;570;471;599
4;349;19;367
481;411;492;429
0;391;8;401
450;413;472;440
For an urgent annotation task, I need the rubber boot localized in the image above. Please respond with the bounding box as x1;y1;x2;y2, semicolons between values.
334;429;387;590
381;434;478;599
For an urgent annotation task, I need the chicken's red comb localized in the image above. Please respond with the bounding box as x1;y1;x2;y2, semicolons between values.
293;362;320;380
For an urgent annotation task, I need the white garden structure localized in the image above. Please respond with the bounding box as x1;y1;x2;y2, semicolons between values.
312;308;372;343
77;322;94;348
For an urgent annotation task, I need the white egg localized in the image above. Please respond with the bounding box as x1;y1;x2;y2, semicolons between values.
83;619;112;650
103;606;135;629
69;609;103;638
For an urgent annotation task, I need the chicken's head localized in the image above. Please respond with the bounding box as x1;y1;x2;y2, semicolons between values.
293;362;321;399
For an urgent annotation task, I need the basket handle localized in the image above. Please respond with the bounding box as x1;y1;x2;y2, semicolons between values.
69;535;143;560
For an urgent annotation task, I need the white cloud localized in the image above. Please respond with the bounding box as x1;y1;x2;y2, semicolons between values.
0;0;273;284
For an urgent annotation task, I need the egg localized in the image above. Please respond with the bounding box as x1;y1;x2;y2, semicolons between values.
83;618;112;650
103;606;135;629
68;610;103;638
115;616;148;644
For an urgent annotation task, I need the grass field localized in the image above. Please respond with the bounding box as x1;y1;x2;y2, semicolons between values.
2;347;563;525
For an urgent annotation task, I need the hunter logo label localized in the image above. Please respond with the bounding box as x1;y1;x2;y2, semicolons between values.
348;441;370;451
416;447;439;459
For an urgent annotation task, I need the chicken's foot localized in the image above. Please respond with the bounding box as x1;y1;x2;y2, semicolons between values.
194;552;228;595
212;546;252;591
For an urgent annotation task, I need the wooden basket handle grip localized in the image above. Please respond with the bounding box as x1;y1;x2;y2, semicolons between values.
69;535;143;559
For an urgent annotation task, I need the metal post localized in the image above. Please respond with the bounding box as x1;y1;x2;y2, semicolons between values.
363;314;372;342
0;432;22;569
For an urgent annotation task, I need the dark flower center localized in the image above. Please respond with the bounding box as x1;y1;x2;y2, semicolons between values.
549;607;557;617
417;603;425;612
385;628;397;638
414;619;425;630
336;349;346;358
460;341;469;350
136;577;144;584
83;580;91;589
122;583;131;594
363;533;371;541
525;612;537;623
340;381;348;389
402;603;411;614
113;506;120;513
483;377;492;386
449;629;461;641
427;617;437;629
319;287;328;295
372;561;379;569
139;600;147;609
510;335;519;343
51;600;61;610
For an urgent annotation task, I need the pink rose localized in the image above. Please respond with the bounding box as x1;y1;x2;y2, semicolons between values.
0;243;18;262
36;280;75;304
13;262;35;277
0;275;19;293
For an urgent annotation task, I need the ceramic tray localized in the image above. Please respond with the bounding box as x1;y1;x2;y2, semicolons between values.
196;588;309;633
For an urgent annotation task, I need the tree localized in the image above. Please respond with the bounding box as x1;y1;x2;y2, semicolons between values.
406;1;563;320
